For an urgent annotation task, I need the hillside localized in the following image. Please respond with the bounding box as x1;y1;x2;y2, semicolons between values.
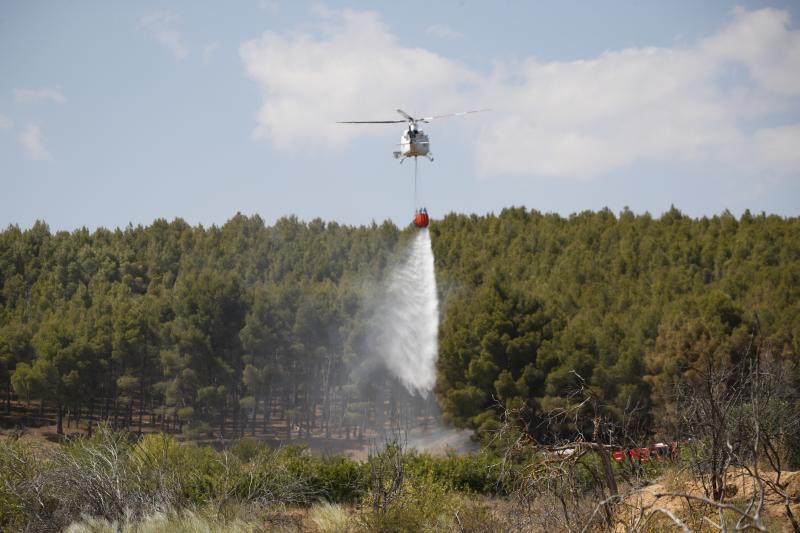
0;208;798;447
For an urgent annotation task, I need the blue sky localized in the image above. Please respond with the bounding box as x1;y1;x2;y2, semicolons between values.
1;1;798;231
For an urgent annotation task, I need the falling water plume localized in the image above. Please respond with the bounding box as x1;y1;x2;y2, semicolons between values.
377;229;439;396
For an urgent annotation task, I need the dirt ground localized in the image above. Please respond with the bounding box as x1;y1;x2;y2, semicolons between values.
616;468;800;532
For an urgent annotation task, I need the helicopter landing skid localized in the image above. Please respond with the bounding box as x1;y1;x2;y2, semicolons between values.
395;154;434;164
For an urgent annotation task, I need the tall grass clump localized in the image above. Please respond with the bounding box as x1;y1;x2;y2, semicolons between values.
64;508;262;533
0;436;42;530
308;502;350;533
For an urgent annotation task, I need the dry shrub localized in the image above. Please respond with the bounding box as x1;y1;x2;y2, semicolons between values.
450;495;506;533
0;426;185;531
39;426;181;529
661;463;693;494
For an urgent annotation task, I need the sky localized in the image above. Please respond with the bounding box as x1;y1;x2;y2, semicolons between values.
1;0;799;231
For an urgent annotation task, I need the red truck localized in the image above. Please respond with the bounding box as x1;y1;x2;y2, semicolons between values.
612;442;677;463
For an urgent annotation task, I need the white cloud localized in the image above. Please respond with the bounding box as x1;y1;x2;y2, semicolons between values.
477;48;739;178
702;7;800;95
477;7;800;179
20;125;50;160
753;125;800;173
240;9;477;150
425;24;463;39
241;7;800;180
14;87;66;104
0;114;12;129
140;11;189;61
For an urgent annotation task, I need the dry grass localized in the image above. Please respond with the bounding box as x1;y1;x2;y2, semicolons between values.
65;508;262;533
308;502;351;532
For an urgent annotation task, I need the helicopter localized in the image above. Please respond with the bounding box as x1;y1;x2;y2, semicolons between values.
337;108;487;228
337;108;487;163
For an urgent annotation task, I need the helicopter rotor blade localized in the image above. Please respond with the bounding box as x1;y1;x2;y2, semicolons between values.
339;108;488;124
336;120;406;124
418;108;490;123
396;109;416;122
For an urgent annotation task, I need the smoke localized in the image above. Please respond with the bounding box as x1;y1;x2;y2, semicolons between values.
405;425;479;455
374;229;439;396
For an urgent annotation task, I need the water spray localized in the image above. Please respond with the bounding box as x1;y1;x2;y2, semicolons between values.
376;229;439;396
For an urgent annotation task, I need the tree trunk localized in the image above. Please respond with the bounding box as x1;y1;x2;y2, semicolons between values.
219;398;226;438
599;447;618;496
251;390;259;436
56;400;64;435
5;374;11;414
88;398;95;432
138;379;145;434
263;393;271;434
232;389;239;437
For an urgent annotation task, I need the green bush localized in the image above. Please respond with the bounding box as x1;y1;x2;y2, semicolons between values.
311;455;370;503
229;436;266;462
258;445;369;504
134;432;220;505
405;450;508;495
358;473;459;533
231;447;312;505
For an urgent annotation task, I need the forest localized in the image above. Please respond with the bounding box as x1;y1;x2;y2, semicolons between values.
0;207;798;448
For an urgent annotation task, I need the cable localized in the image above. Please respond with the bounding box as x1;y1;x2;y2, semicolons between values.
414;156;418;212
418;158;423;211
